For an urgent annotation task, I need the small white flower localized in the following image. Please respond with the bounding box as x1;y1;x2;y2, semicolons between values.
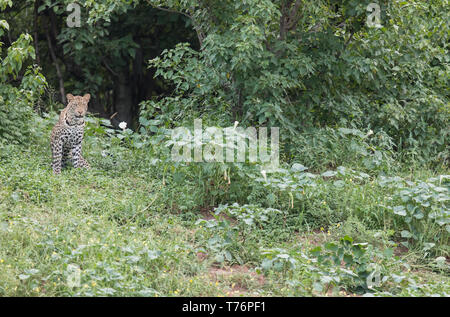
233;121;239;130
365;129;374;138
261;169;267;182
119;121;127;130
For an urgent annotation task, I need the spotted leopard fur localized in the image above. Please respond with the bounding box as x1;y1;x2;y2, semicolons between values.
51;93;91;174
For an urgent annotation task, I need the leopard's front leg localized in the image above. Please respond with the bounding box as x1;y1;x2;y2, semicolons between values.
61;146;70;169
71;143;89;169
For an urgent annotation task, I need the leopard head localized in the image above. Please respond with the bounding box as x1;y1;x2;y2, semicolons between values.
65;93;90;126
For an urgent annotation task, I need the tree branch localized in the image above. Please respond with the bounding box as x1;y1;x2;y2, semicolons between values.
279;0;302;42
286;0;303;30
102;59;119;77
152;5;192;20
150;4;204;47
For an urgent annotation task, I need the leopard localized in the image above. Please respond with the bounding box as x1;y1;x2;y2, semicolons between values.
50;93;91;174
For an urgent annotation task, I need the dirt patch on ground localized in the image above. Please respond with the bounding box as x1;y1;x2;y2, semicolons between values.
196;251;208;262
208;265;265;296
394;244;409;256
200;207;236;224
199;206;216;220
295;231;328;247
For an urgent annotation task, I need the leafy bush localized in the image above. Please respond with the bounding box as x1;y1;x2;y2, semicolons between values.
0;15;47;144
289;127;396;173
384;175;449;257
143;0;448;165
214;203;285;228
194;204;286;265
259;235;449;296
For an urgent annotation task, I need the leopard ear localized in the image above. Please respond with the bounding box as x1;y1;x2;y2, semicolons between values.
83;94;91;102
66;94;74;102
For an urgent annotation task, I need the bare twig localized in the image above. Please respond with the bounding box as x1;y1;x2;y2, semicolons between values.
102;59;119;77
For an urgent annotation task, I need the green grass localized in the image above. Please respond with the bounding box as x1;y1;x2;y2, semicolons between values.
0;124;449;297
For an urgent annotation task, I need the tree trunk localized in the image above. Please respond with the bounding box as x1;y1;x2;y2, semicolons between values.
112;69;134;127
46;29;65;104
33;0;40;66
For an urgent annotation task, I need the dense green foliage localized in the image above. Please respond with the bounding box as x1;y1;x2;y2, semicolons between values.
142;0;449;164
0;11;47;143
0;0;449;297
